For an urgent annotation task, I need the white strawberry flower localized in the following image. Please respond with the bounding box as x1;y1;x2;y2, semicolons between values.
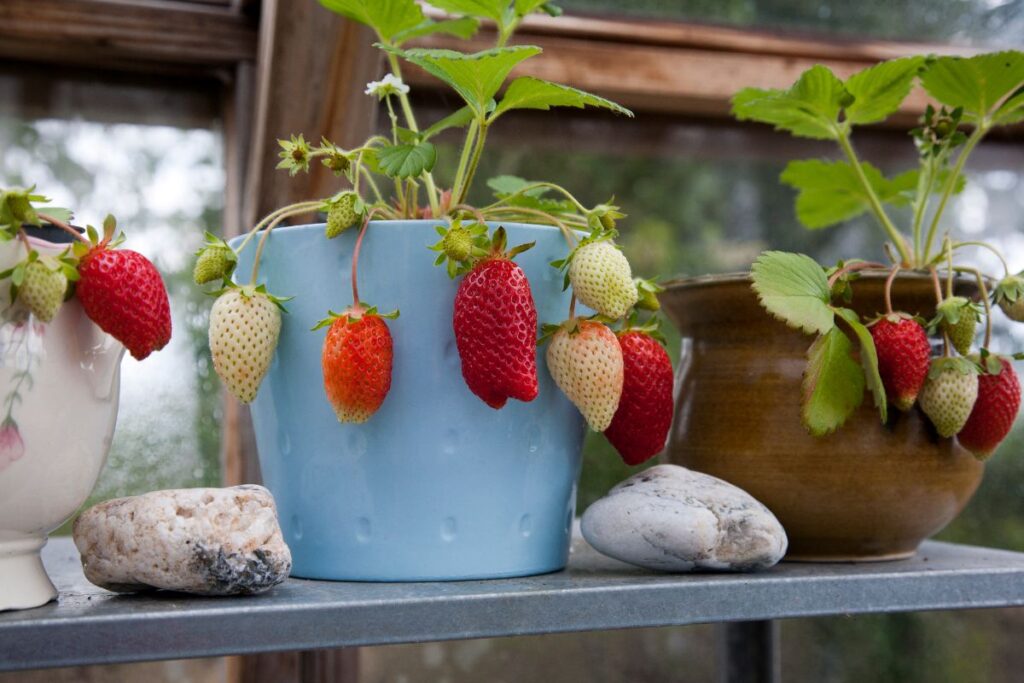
364;74;410;99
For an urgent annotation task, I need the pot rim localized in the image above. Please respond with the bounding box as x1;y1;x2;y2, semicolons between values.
661;268;979;292
229;219;574;242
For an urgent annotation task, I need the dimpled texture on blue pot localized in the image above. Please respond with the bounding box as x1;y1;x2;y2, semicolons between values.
231;221;587;581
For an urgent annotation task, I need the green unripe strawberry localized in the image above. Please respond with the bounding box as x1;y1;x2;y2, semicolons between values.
193;245;236;285
994;274;1024;323
18;260;67;323
919;357;979;438
933;296;979;356
326;192;360;239
568;240;638;320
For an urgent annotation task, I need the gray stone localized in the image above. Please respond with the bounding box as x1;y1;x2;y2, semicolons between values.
580;464;787;572
73;485;291;596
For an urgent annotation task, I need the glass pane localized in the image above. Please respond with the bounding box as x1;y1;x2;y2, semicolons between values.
0;114;225;512
559;0;1024;47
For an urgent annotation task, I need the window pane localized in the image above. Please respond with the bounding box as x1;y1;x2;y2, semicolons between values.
0;114;225;510
559;0;1024;47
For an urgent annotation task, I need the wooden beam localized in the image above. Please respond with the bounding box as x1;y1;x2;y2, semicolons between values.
0;0;257;74
242;0;380;228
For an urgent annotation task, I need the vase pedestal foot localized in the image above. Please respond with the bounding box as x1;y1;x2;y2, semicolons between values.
0;534;57;611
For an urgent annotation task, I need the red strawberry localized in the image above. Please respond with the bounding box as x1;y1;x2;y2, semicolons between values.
317;306;396;423
604;330;674;465
958;357;1021;460
451;227;538;409
77;245;172;360
869;313;931;411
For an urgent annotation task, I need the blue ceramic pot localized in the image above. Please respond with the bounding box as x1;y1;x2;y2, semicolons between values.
231;221;586;581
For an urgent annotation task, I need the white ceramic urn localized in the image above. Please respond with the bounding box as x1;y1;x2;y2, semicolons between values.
0;236;124;611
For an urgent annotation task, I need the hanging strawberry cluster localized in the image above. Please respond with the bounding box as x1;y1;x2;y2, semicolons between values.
0;187;173;461
739;51;1024;459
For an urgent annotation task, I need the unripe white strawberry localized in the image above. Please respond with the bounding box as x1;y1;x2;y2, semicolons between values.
209;286;282;403
568;240;638;320
546;319;624;431
919;357;979;438
18;260;67;323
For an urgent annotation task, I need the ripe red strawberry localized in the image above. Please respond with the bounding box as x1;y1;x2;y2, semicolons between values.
76;244;171;360
958;357;1021;460
317;306;395;423
604;330;674;465
869;313;931;411
451;227;538;409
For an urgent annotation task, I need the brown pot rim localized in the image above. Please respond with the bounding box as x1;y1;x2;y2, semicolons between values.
660;269;980;293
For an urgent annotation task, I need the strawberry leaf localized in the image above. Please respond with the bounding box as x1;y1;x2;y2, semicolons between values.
731;65;846;140
835;307;888;424
421;105;477;140
319;0;426;43
780;160;917;229
751;251;835;335
490;77;633;121
377;141;437;178
392;16;480;44
802;327;865;436
922;51;1024;122
844;56;927;125
381;45;541;115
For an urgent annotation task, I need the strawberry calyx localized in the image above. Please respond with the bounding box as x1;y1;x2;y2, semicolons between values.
430;222;533;279
209;282;293;312
993;273;1024;306
617;311;668;346
865;310;925;327
928;355;980;380
929;296;982;329
312;303;399;331
974;348;1016;376
585;201;625;232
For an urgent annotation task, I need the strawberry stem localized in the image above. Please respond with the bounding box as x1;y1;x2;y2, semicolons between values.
952;240;1011;279
351;207;384;306
884;264;900;315
944;236;955;299
36;213;89;244
929;266;951;357
249;204;319;284
826;261;887;289
236;200;323;257
569;293;577;319
16;228;32;253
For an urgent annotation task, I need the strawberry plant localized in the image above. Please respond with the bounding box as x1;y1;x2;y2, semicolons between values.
193;0;671;466
737;52;1024;456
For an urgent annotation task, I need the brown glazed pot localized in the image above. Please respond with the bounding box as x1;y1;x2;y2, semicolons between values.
659;272;984;562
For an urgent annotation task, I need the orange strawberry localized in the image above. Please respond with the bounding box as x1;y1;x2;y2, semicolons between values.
316;305;397;423
545;318;624;431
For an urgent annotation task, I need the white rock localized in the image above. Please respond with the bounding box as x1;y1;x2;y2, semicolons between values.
581;465;787;572
73;485;291;595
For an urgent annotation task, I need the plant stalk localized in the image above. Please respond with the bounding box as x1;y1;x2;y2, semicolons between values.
923;124;987;263
36;213;89;244
834;129;911;264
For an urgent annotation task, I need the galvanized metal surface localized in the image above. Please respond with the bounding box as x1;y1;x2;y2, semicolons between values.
3;535;1024;672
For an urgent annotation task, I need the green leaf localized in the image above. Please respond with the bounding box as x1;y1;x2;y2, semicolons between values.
993;85;1024;125
427;0;506;22
319;0;425;42
487;174;542;197
515;0;550;14
780;159;916;229
490;76;633;120
844;56;926;125
731;65;846;140
381;45;542;113
421;105;477;139
377;141;437;178
835;307;887;424
802;327;865;437
750;251;834;335
392;16;480;44
921;51;1024;120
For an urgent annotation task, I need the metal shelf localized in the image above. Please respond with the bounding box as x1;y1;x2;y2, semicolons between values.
4;535;1024;672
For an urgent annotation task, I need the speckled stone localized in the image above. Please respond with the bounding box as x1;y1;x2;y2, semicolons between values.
73;485;291;595
581;465;787;572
